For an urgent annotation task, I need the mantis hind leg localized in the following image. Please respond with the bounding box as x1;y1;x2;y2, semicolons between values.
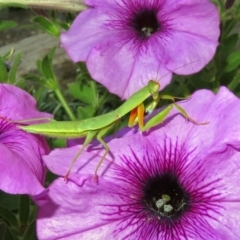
64;131;97;181
94;123;115;180
64;124;114;181
94;136;109;181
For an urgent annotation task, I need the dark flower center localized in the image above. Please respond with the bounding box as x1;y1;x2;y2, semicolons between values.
131;9;160;38
142;173;189;219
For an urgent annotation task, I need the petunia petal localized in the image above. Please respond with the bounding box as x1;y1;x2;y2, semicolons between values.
86;38;136;98
61;0;220;98
0;143;45;196
87;38;173;98
61;9;113;62
164;0;220;40
0;84;51;198
146;87;240;153
0;84;51;120
178;147;240;239
40;137;240;239
164;31;219;74
37;178;125;240
39;85;240;239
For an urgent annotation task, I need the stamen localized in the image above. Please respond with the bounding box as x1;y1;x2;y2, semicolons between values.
131;9;160;38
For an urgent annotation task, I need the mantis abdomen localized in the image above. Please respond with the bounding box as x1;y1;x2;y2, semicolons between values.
19;121;88;138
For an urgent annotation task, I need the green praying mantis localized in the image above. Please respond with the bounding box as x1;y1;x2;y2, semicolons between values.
16;80;208;180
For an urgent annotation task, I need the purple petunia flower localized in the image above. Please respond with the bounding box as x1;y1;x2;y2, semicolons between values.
0;84;51;200
37;87;240;239
61;0;220;99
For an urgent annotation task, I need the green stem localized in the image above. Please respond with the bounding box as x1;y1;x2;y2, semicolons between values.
54;88;76;121
211;78;220;93
19;195;29;225
214;0;224;13
228;69;240;91
0;0;88;12
89;81;98;107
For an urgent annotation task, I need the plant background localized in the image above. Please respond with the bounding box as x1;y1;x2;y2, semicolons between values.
0;1;240;239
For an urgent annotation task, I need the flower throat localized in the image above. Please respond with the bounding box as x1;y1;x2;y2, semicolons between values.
131;8;160;38
142;173;189;219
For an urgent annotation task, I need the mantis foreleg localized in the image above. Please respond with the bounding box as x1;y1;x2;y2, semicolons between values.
159;94;188;102
128;103;145;128
12;117;56;124
128;94;187;129
173;104;208;125
141;103;208;132
128;82;161;128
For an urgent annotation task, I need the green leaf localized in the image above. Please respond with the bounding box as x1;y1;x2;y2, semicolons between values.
68;82;95;104
0;20;17;31
52;138;66;148
23;73;41;83
0;191;19;211
2;48;14;60
221;33;238;53
201;73;216;83
223;51;240;73
28;206;38;223
32;16;60;37
8;227;20;239
89;81;98;105
36;59;43;75
22;220;37;240
223;18;239;38
40;48;59;90
188;74;212;90
0;3;27;10
59;22;70;30
8;52;22;84
1;226;18;240
0;221;7;240
200;61;217;82
228;68;240;91
41;47;56;79
0;205;18;228
19;195;29;225
0;58;8;82
77;105;96;119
